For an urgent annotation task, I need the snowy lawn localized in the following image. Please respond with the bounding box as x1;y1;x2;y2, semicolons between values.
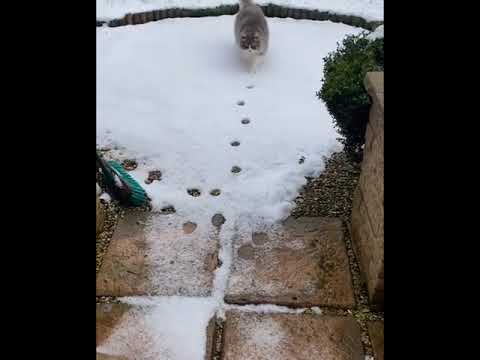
97;0;384;22
97;16;362;225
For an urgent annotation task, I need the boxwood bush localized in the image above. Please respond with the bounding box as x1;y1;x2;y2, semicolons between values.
317;32;384;157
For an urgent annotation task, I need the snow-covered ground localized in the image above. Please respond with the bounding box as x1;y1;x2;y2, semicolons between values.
97;15;363;359
367;23;383;40
97;0;384;21
97;16;362;225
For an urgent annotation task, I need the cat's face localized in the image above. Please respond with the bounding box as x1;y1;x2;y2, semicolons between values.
240;31;261;53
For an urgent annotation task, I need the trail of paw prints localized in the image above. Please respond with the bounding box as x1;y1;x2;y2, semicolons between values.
183;81;257;233
153;84;257;222
229;82;256;183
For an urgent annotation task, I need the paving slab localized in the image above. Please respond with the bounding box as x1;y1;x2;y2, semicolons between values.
96;211;218;296
225;217;355;307
221;310;363;360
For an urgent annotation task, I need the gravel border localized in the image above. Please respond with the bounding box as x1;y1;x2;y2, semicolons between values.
292;152;361;222
96;201;122;275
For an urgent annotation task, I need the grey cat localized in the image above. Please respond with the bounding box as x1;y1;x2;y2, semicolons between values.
234;0;269;73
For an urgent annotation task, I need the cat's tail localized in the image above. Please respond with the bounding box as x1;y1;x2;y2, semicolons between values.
239;0;254;9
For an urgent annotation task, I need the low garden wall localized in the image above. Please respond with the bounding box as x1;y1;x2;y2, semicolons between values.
97;4;382;30
351;72;384;309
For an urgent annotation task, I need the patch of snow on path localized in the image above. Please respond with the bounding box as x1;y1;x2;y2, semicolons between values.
97;297;217;360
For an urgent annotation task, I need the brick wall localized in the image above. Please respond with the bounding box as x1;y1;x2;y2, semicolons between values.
351;72;384;308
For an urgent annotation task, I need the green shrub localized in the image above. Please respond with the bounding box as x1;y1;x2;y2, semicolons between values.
317;32;384;156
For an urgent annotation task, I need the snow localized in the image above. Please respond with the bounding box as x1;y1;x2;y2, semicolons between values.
97;15;363;359
225;303;306;314
99;192;112;202
213;223;235;313
97;0;384;22
97;296;217;360
113;173;124;188
367;23;383;40
97;16;362;226
241;315;286;353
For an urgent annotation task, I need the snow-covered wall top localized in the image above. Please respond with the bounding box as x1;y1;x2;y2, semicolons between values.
97;0;384;22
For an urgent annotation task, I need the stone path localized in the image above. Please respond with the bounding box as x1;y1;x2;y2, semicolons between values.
96;210;383;359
